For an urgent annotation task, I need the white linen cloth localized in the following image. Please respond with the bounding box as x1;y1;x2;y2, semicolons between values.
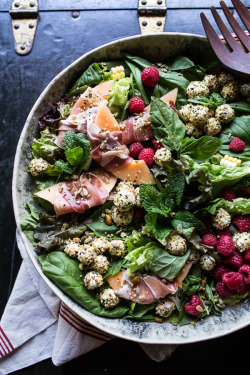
0;231;177;374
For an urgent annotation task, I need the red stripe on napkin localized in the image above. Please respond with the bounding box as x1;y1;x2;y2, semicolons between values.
0;326;14;357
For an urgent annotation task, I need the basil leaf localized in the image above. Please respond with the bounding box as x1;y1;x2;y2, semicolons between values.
66;85;87;98
40;252;129;318
171;211;205;230
69;63;103;93
168;56;195;71
55;160;74;174
104;258;126;279
150;97;186;151
181;136;222;162
149;248;190;281
230;101;250;114
124;59;149;104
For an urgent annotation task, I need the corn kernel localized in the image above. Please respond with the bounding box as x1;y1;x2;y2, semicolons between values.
225;155;229;159
237;160;242;166
228;156;233;161
111;65;125;81
232;158;238;162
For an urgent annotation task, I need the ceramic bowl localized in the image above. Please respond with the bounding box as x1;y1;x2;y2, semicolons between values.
12;33;250;344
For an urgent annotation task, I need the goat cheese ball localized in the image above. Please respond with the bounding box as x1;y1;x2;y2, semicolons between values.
221;81;239;102
109;239;127;257
185;123;203;138
78;245;96;267
166;235;187;256
84;271;103;290
64;239;83;258
114;187;136;211
156;298;176;318
29;158;49;177
203;118;222;136
202;74;219;92
111;205;133;227
233;233;250;252
200;254;216;271
215;104;235;124
91;237;110;254
212;208;231;230
189;105;210;126
100;288;120;309
186;81;210;98
188;248;200;264
92;255;110;274
179;104;194;122
240;83;250;98
154;147;172;167
218;71;234;87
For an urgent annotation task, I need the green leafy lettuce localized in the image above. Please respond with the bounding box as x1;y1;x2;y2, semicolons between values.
108;77;131;117
32;127;62;163
20;204;40;245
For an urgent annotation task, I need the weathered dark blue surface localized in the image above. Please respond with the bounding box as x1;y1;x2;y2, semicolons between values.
1;1;250;373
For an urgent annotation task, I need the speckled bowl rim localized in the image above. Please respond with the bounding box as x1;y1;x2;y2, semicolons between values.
12;32;250;344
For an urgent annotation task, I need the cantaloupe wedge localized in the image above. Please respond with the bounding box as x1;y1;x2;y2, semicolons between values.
106;271;123;290
94;80;114;100
161;88;178;105
71;87;106;116
111;160;155;185
95;104;120;132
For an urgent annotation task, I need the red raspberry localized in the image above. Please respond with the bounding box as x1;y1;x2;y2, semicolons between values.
139;148;155;165
223;251;243;269
128;97;145;114
152;138;162;151
222;271;243;290
235;282;248;295
184;295;204;316
229;137;246;152
201;233;218;247
239;264;250;284
216;281;233;297
213;264;231;281
232;215;250;232
219;189;237;202
243;250;250;264
217;235;235;256
128;142;143;158
141;67;159;87
242;186;250;198
216;228;232;238
133;207;146;220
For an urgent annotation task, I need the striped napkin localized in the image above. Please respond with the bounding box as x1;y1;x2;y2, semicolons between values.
0;231;177;375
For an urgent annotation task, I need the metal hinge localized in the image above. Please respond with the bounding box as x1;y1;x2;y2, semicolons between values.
138;0;167;34
9;0;39;55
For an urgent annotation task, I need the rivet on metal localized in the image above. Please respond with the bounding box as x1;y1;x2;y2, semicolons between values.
20;45;25;50
157;20;162;26
72;11;80;18
14;2;20;7
141;0;147;4
29;23;34;28
30;1;35;6
157;0;162;4
14;24;19;29
142;21;147;26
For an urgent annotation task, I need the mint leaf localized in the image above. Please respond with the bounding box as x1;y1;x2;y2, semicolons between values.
171;211;205;230
166;173;185;206
181;136;222;163
63;131;90;172
145;213;172;240
63;131;88;151
55;160;74;174
139;184;174;217
65;147;84;166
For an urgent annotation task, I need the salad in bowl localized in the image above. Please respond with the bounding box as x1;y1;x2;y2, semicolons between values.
20;48;250;327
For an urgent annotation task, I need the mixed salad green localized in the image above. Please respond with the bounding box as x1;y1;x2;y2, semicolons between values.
21;48;250;325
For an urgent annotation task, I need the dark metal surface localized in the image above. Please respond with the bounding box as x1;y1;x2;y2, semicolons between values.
1;1;250;373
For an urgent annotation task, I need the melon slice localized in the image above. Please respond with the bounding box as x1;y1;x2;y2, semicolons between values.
71;87;106;116
95;104;120;132
161;88;178;105
106;271;124;290
94;80;114;100
111;160;155;185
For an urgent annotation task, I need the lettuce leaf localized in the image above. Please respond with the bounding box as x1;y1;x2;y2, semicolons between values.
108;77;131;116
197;197;250;217
32;128;62;163
20;204;40;245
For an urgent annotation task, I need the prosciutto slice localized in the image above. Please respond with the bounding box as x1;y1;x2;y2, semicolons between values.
35;168;116;215
121;106;154;145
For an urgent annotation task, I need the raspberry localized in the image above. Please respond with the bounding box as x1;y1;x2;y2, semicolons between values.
216;228;232;238
128;97;145;114
229;137;246;152
141;67;159;87
219;188;237;202
223;251;243;269
216;281;233;297
222;271;243;290
239;264;250;284
242;186;250;199
133;207;146;220
201;233;218;247
139;148;155;165
184;295;204;316
152;138;162;151
217;235;235;256
243;250;250;264
128;142;143;158
232;215;250;232
235;282;248;295
213;264;231;281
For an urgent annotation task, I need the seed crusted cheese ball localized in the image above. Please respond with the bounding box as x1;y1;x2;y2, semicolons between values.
100;288;120;309
134;187;142;207
212;208;231;230
233;233;250;252
179;104;194;122
91;237;110;254
186;81;210;98
64;239;83;258
109;239;127;257
215;104;235;124
240;83;250;98
154;147;172;167
189;105;210;127
188;248;200;264
204;118;222;136
166;234;187;256
92;255;110;274
200;254;216;271
156;298;176;318
29;158;49;176
218;71;234;87
114;187;136;211
202;74;219;92
78;245;96;267
84;271;103;290
111;205;133;227
221;81;239;102
185;123;203;138
116;181;134;193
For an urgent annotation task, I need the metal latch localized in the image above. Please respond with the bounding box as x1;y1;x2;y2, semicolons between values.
9;0;39;55
138;0;167;34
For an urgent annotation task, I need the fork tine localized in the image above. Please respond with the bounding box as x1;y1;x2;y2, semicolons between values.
220;1;250;52
232;0;250;33
200;12;231;60
210;6;243;52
